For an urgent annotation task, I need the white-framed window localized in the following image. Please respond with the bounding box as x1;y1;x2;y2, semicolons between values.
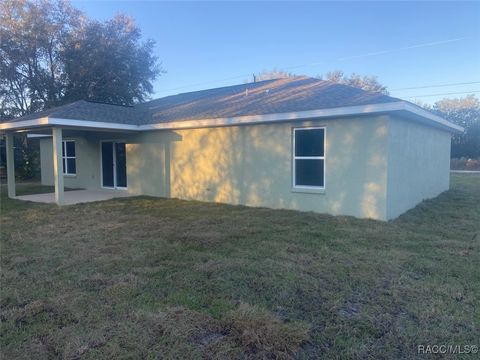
293;127;325;189
62;140;76;175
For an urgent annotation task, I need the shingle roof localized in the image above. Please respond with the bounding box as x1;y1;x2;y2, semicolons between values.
4;76;401;126
7;100;140;124
139;76;400;124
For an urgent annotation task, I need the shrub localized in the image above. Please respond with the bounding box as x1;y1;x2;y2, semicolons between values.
451;157;480;171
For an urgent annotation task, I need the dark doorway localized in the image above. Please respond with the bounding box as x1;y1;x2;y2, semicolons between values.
101;141;127;189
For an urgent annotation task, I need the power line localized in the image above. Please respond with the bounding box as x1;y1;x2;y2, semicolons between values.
337;37;468;61
403;90;480;99
155;37;470;95
391;81;480;91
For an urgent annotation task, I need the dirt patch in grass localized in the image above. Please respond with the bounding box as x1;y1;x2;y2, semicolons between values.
140;304;309;359
225;302;310;359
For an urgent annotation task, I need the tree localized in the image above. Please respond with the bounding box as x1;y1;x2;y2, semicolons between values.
62;14;161;105
0;0;162;179
319;70;389;94
0;0;82;119
250;68;389;94
0;0;161;120
432;95;480;158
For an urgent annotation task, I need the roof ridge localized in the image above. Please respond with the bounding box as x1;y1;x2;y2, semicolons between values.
141;77;296;106
143;76;395;106
313;77;394;97
84;100;135;108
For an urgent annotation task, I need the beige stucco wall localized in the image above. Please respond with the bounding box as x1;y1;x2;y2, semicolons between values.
37;114;452;220
126;116;390;219
386;116;451;220
126;132;171;197
40;136;101;189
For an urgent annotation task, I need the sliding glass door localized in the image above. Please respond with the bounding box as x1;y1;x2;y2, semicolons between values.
101;141;127;189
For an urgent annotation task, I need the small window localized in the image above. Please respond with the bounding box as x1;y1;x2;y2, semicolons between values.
62;140;76;175
293;127;325;188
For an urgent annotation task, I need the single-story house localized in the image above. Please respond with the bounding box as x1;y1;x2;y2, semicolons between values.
0;76;463;220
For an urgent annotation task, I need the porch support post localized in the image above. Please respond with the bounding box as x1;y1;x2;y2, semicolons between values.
52;127;64;205
5;132;16;198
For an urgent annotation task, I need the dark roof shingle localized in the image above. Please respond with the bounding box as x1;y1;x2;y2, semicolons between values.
8;100;140;124
4;76;401;125
139;76;399;124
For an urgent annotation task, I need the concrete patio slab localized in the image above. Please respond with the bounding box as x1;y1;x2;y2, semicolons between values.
15;189;132;205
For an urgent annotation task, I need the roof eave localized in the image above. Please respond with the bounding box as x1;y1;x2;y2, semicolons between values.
400;102;464;133
0;116;139;132
0;101;463;134
143;101;464;133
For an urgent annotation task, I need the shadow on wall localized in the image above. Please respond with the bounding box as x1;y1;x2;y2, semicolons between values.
126;131;182;197
155;116;389;219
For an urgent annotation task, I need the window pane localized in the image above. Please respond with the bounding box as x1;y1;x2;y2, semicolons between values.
115;143;127;188
62;158;66;174
295;159;324;187
62;141;65;156
295;129;324;157
67;158;76;174
66;141;75;157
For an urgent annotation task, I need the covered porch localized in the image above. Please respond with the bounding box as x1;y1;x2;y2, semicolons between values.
2;124;138;206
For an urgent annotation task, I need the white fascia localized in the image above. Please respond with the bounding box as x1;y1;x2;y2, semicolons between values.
0;117;50;130
141;102;406;130
48;118;139;131
0;101;463;133
140;101;464;133
0;117;139;131
401;102;464;132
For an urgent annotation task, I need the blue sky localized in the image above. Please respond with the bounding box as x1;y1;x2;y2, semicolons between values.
72;1;480;103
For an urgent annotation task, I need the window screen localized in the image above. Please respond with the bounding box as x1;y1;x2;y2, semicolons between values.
295;128;324;157
62;140;76;175
293;128;325;188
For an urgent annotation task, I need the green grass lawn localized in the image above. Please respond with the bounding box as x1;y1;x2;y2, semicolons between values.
1;174;479;359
